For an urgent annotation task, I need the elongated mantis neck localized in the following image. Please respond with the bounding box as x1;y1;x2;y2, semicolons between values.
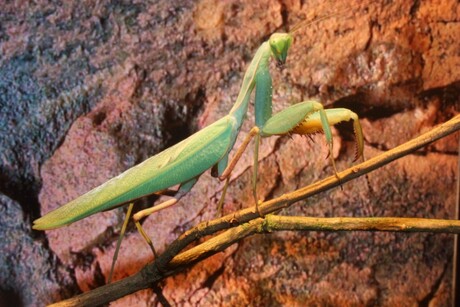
228;42;272;126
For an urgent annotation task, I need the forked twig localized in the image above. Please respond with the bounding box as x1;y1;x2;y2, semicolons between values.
50;114;460;307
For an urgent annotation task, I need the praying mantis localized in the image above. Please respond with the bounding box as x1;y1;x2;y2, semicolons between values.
33;15;364;282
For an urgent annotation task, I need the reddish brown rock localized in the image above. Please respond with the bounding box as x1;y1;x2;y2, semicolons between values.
0;0;458;306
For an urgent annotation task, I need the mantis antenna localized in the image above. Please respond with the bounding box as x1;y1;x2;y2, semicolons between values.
289;10;351;35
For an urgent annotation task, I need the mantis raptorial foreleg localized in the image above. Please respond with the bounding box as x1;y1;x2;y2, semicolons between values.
218;102;364;217
261;102;364;164
251;101;364;216
291;107;364;161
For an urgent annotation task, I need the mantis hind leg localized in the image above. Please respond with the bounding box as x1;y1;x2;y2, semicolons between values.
107;178;198;283
107;187;182;283
108;202;134;284
132;177;198;256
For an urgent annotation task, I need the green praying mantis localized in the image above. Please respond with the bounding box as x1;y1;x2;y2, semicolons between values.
33;14;364;282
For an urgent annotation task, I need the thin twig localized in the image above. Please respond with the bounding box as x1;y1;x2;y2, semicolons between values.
452;132;460;306
263;215;460;233
50;114;460;307
170;215;460;267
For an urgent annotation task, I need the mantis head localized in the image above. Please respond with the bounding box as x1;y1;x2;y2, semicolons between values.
269;33;293;65
268;11;347;66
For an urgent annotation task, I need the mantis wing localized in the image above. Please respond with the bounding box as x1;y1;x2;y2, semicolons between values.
33;116;238;230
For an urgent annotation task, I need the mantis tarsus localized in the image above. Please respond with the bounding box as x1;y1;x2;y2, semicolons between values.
33;15;364;283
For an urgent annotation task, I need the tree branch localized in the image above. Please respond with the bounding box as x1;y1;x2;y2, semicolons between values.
261;215;460;233
158;114;460;267
50;114;460;307
170;215;460;269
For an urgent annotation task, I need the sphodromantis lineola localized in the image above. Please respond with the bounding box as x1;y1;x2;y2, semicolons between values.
33;14;364;283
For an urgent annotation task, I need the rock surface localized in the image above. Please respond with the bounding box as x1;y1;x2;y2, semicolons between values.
0;0;458;306
0;194;76;305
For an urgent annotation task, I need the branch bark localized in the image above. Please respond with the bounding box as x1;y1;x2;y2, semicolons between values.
50;114;460;307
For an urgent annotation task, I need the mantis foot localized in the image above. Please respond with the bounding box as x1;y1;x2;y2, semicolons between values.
255;200;265;218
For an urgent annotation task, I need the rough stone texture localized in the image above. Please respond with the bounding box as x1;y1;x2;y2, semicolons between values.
0;194;76;306
0;0;459;306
